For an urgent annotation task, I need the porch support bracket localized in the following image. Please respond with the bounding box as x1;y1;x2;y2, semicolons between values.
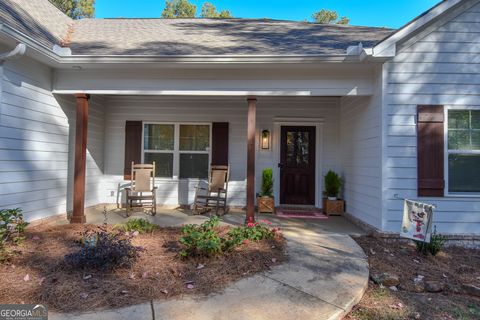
246;96;256;224
71;93;90;224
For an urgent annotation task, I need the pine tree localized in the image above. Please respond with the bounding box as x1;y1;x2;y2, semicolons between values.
49;0;95;19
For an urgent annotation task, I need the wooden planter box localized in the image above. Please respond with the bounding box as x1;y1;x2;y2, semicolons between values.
323;198;345;216
257;196;275;214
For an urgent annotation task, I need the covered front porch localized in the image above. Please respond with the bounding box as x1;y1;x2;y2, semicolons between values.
49;59;382;227
59;92;381;227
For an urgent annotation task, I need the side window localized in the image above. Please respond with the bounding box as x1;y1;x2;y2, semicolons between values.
447;110;480;193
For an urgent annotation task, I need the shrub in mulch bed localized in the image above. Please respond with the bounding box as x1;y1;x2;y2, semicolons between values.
64;227;142;270
179;216;279;257
0;221;285;312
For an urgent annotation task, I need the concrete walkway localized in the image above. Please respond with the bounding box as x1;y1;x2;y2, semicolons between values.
50;209;368;320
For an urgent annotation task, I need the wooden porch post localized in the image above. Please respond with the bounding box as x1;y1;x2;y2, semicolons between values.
71;94;90;224
246;97;256;224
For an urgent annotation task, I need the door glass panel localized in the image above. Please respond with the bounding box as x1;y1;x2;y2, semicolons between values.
285;131;309;168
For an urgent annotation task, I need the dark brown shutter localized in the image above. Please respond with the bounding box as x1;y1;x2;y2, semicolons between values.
124;121;142;180
417;105;445;197
211;122;229;165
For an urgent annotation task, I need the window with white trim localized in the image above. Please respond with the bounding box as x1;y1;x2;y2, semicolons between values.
447;109;480;194
143;123;210;179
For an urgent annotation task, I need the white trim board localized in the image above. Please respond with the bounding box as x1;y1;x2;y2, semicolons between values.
273;118;324;208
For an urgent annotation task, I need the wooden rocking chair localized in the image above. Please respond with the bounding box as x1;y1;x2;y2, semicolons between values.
125;162;157;216
193;165;230;215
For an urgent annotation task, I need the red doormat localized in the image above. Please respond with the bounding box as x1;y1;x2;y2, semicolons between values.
275;208;328;219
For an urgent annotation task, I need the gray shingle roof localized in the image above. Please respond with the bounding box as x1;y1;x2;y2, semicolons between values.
0;0;394;56
69;18;394;56
0;0;72;49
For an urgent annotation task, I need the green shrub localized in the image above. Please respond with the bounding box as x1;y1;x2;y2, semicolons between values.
261;168;274;197
179;216;278;258
179;216;223;257
324;170;342;198
65;229;141;270
0;208;28;247
115;218;156;234
415;233;447;256
228;220;275;242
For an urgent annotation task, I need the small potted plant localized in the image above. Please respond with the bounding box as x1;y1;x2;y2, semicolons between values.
323;170;345;216
257;168;275;214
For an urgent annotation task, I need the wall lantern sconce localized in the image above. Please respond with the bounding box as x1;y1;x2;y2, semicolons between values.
261;130;270;149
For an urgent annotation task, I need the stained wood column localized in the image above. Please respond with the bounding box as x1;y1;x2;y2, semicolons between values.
246;97;256;223
71;94;90;224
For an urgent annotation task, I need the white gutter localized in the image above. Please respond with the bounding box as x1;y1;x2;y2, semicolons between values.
0;43;26;61
346;42;372;61
0;22;369;66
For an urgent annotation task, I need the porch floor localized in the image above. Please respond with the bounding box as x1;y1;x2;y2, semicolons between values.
80;206;366;236
51;206;368;320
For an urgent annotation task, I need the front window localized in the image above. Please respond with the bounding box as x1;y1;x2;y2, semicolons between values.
143;123;210;179
447;109;480;194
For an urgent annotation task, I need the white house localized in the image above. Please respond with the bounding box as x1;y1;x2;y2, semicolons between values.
0;0;479;235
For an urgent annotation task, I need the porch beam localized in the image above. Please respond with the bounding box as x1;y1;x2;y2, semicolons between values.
71;93;90;224
246;96;256;223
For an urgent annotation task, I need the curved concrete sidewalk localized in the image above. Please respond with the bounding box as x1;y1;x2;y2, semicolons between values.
50;225;368;320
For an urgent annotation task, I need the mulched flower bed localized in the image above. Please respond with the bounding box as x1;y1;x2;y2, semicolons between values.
0;223;286;312
347;235;480;320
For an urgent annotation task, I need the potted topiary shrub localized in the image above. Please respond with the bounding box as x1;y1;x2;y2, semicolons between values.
323;170;345;216
257;168;275;214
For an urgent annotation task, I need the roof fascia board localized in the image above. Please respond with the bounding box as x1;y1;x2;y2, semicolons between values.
373;0;463;57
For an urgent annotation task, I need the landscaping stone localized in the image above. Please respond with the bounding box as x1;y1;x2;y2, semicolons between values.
462;284;480;297
413;283;425;293
371;273;400;287
425;281;444;293
413;275;424;283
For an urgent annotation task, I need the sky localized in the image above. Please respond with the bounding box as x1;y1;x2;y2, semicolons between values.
95;0;441;29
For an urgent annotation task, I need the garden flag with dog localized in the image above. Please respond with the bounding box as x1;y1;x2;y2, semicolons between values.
400;200;434;243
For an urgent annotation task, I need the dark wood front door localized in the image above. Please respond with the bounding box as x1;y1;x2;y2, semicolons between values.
280;126;316;205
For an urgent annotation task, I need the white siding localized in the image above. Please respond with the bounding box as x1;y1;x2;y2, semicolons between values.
102;96;341;207
340;68;383;229
383;1;480;234
0;56;106;221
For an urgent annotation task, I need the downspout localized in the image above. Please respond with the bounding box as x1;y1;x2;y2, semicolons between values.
0;43;26;61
